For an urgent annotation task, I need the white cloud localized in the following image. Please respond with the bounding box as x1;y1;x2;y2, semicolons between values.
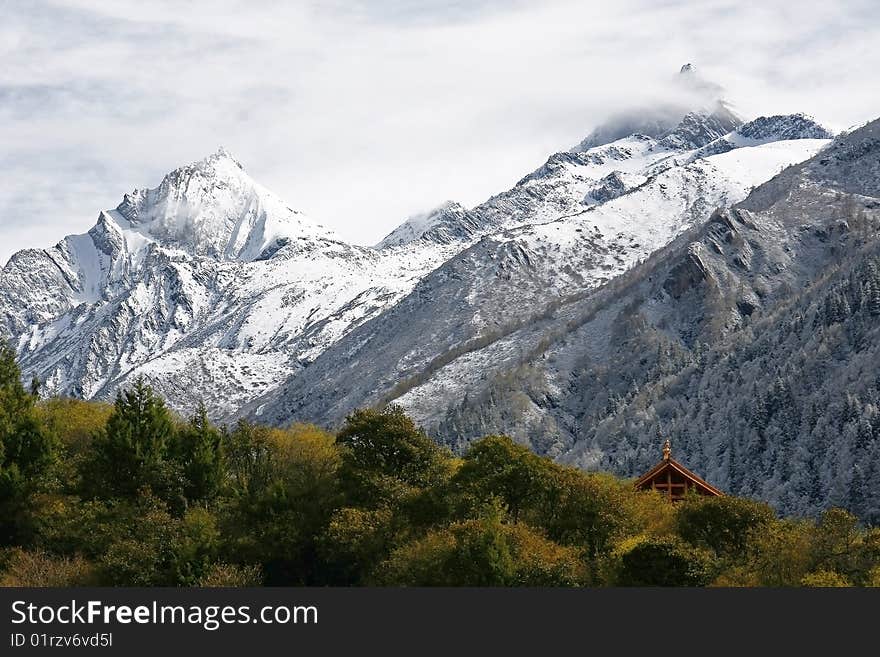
2;0;879;263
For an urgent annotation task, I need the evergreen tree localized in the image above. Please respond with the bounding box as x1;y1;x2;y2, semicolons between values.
867;277;880;317
172;403;223;505
0;342;54;545
83;377;181;504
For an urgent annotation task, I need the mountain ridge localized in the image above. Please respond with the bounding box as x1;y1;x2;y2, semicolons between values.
1;105;833;422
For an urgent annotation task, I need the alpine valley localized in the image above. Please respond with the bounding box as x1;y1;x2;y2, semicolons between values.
4;66;879;519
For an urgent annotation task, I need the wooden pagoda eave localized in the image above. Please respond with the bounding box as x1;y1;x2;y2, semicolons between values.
634;457;724;497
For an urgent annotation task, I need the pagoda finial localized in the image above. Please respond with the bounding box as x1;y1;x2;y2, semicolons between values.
662;439;671;461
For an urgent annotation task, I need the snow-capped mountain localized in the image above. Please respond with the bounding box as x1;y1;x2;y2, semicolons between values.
249;112;832;428
376;201;488;248
0;68;835;431
0;149;462;416
413;119;880;521
570;63;739;153
114;147;339;261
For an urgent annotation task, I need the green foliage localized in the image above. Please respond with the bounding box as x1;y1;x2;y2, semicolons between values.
614;536;713;587
541;469;663;562
222;420;278;497
82;378;182;507
0;341;55;545
98;496;219;586
745;519;814;586
0;339;876;588
337;406;450;507
36;398;112;458
675;495;775;562
220;423;341;585
318;507;395;585
171;404;224;504
800;570;852;587
0;548;97;586
454;434;551;524
197;562;262;587
375;508;586;586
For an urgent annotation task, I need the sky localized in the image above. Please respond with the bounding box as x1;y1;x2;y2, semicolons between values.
2;0;880;264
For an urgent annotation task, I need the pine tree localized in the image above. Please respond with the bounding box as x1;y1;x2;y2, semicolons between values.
0;342;54;544
172;402;223;504
84;377;180;502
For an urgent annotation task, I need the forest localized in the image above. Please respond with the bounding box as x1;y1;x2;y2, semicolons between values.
0;342;878;587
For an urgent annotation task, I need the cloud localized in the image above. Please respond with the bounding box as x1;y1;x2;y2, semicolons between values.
2;0;880;264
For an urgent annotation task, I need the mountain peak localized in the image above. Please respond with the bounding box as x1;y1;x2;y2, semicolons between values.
113;151;335;261
201;146;244;170
377;201;482;249
571;63;732;153
736;113;833;141
658;103;742;149
673;62;725;100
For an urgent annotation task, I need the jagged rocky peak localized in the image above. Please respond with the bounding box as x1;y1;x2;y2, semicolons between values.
675;62;722;97
658;102;742;150
377;201;482;248
87;211;126;257
571;63;741;153
737;113;833;141
114;147;336;261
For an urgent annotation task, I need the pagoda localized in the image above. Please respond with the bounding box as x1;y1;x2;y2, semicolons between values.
634;440;723;502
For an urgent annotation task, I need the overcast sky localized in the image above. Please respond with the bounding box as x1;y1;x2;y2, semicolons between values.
2;0;880;264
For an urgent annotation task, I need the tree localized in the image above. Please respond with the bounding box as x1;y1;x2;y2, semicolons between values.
220;423;341;585
98;494;219;586
800;570;851;587
540;469;660;565
171;403;223;504
317;507;394;585
82;378;181;505
0;549;97;586
336;406;451;507
0;342;53;476
36;398;112;460
222;421;277;498
614;537;713;587
0;342;55;545
810;508;863;581
453;434;551;524
746;519;813;586
374;508;586;586
675;495;775;562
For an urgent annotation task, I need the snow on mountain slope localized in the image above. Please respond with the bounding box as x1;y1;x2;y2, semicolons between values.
0;151;464;417
248;129;831;428
376;114;745;253
674;113;833;165
0;67;834;424
376;202;484;248
393;120;880;520
389;138;831;422
117;148;340;261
